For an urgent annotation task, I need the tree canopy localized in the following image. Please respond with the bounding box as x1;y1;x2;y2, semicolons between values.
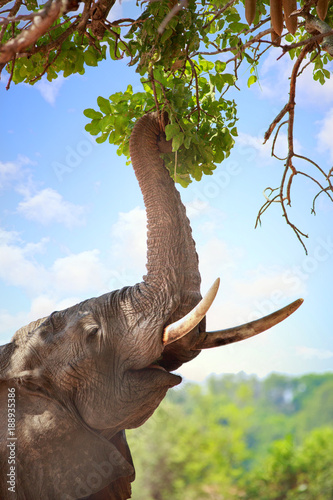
128;372;333;499
1;0;332;250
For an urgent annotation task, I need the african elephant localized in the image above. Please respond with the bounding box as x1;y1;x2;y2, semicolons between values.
0;112;302;499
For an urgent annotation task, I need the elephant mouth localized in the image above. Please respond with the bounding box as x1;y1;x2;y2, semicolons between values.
137;359;182;388
146;362;167;372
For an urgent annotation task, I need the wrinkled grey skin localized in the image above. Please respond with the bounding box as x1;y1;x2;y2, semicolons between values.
0;113;206;500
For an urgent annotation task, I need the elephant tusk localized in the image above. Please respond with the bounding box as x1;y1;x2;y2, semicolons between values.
192;298;304;350
162;278;220;346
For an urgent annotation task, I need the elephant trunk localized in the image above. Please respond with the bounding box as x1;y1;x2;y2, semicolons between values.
129;113;201;302
129;113;204;369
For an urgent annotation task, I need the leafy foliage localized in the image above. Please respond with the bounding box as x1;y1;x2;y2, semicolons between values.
128;372;333;500
244;429;333;499
1;0;333;244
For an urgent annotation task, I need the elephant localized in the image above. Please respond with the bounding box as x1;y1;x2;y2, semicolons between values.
0;112;302;499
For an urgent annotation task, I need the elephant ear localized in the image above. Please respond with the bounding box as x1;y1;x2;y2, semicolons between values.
7;387;135;500
0;316;48;379
86;431;135;500
0;342;16;378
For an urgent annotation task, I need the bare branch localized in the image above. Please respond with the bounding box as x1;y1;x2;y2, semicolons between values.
312;186;333;214
271;120;288;160
264;104;289;143
5;52;14;88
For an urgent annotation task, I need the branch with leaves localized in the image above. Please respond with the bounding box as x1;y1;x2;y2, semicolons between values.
0;0;69;67
1;0;332;250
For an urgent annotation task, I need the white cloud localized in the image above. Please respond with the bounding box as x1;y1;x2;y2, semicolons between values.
257;51;333;108
29;295;81;319
110;206;147;274
257;49;291;101
0;310;30;344
185;199;212;219
0;207;148;341
0;155;33;190
317;107;333;162
108;0;135;22
52;250;108;294
199;236;236;285
298;62;333;107
35;75;65;105
238;131;302;162
178;343;288;381
233;265;305;300
0;228;18;245
17;188;86;227
0;227;109;297
0;160;20;188
0;295;82;343
0;236;48;293
296;346;333;360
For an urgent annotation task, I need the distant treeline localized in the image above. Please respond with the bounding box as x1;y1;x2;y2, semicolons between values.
128;372;333;500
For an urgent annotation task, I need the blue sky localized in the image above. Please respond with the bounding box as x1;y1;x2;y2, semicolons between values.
0;0;332;382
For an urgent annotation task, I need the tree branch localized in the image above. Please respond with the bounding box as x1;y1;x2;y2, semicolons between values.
0;0;68;65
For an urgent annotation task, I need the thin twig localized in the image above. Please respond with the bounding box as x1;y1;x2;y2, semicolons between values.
188;57;200;127
150;69;160;112
202;0;238;30
30;47;61;82
5;53;14;88
264;105;289;143
280;29;333;54
271;120;288;160
312;187;333;214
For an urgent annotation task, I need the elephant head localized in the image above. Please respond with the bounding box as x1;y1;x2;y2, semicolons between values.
0;112;302;500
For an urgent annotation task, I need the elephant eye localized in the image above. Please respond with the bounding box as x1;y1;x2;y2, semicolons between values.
86;326;100;340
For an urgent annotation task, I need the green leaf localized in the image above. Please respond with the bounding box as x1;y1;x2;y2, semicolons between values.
184;134;192;149
199;56;214;72
223;74;236;86
247;75;257;87
84;50;98;67
97;96;112;114
96;132;109;143
210;74;223;93
172;132;184;151
229;22;248;32
322;69;331;79
25;0;37;9
85;120;101;136
99;114;114;131
83;108;103;119
215;60;226;73
244;53;255;64
165;123;181;140
160;28;173;44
